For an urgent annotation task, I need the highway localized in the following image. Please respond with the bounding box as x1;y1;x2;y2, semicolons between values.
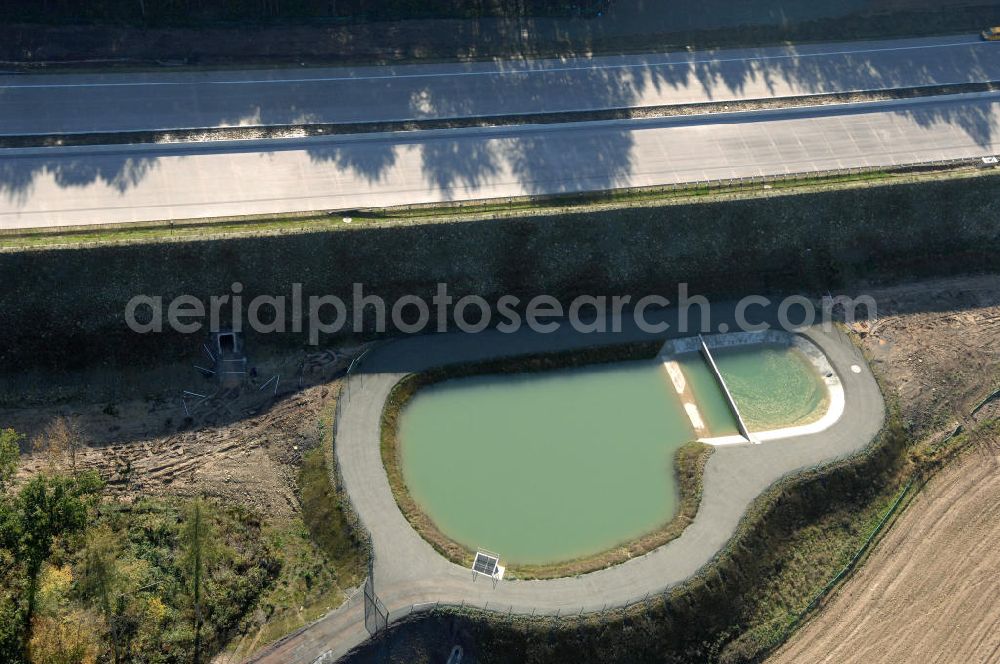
1;35;999;135
2;93;999;229
0;29;991;663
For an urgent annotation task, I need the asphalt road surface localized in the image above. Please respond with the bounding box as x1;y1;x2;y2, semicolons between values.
1;35;998;135
2;93;999;229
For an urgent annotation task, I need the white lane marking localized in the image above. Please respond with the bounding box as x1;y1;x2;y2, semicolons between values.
1;39;992;90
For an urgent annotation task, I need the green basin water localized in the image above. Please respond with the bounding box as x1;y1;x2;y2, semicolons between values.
713;344;828;430
396;343;829;566
398;360;695;565
674;353;741;436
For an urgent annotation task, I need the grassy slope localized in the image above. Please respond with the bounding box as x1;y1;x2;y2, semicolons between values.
2;3;997;68
225;405;367;659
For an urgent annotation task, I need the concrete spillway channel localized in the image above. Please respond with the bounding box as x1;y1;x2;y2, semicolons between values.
661;330;846;446
698;334;755;443
659;334;755;444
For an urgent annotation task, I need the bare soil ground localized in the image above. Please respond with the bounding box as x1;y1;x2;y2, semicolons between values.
855;275;1000;430
770;443;1000;663
3;346;362;520
770;274;1000;664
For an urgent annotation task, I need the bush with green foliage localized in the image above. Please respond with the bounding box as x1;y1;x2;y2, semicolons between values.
0;426;280;664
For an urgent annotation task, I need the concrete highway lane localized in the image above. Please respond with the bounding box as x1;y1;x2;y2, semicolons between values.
2;93;999;229
1;35;999;135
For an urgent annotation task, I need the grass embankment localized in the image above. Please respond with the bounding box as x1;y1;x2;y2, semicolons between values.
2;2;997;69
6;168;1000;375
1;0;587;27
379;341;715;579
229;447;366;657
228;402;368;658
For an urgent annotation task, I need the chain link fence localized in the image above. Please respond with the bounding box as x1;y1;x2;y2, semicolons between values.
327;349;376;566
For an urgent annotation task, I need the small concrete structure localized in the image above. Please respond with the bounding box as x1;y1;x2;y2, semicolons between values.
698;334;754;443
661;356;710;438
210;329;247;389
659;330;844;447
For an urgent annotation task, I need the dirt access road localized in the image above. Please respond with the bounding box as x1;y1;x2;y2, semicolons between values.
772;275;1000;664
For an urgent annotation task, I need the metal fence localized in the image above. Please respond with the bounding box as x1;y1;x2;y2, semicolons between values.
363;567;389;636
327;348;376;567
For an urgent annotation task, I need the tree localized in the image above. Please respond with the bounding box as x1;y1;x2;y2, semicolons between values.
78;528;125;664
0;428;22;494
181;499;214;664
33;419;83;476
0;574;23;664
26;611;99;664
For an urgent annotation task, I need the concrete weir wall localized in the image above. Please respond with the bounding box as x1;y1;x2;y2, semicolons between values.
659;331;778;444
660;330;844;445
2;172;1000;371
698;335;753;443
